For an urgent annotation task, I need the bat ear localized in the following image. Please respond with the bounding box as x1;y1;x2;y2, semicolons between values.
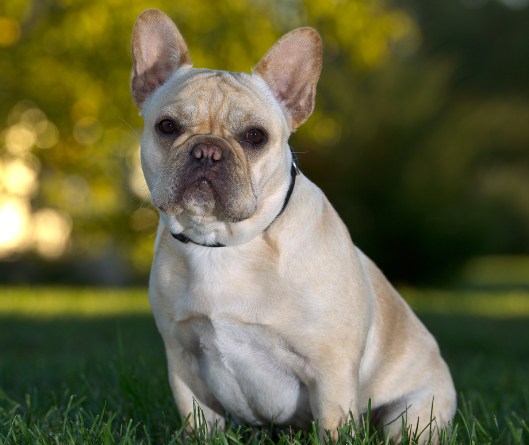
131;9;192;110
253;28;322;130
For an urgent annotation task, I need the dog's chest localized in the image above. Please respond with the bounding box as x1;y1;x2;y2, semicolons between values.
176;317;312;428
171;246;285;319
151;249;312;428
164;249;312;428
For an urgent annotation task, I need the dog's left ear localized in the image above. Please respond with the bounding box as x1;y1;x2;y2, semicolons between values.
131;9;192;110
253;28;322;131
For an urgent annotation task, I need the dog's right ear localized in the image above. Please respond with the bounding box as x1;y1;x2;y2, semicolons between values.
131;9;192;110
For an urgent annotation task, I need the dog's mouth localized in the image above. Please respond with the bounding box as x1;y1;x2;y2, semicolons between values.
181;176;217;210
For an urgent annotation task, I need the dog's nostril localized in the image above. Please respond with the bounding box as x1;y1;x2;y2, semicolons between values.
192;143;223;162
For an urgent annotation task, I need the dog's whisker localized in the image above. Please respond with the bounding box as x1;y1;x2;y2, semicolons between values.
118;128;141;142
116;114;142;136
140;196;154;209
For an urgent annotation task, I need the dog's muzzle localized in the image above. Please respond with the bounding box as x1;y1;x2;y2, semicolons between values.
171;149;301;248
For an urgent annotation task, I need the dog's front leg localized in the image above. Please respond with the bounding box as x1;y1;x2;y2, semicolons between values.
165;341;226;434
308;367;360;442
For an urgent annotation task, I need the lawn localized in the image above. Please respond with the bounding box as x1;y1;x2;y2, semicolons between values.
0;287;528;444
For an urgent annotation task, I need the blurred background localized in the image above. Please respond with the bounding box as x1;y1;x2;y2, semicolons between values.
1;0;529;288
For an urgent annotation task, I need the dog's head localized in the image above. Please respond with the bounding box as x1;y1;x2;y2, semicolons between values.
131;9;321;246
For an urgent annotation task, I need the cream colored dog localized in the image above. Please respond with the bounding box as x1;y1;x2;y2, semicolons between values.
130;9;456;442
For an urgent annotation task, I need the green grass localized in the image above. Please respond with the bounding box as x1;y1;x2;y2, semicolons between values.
400;287;529;318
0;287;151;318
1;287;528;444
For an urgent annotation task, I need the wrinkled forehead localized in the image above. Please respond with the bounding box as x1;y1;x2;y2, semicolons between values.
145;68;284;133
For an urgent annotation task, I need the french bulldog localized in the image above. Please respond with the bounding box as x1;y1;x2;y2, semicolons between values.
130;9;456;443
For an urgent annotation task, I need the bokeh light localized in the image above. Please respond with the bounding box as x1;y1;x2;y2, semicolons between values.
0;17;20;47
0;197;31;257
33;208;72;259
0;101;70;260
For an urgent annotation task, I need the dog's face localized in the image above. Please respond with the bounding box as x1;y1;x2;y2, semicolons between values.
139;69;287;224
131;10;321;244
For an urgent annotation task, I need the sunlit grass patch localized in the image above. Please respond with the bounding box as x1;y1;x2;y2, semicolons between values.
459;255;529;287
400;287;529;318
0;286;150;318
2;286;529;319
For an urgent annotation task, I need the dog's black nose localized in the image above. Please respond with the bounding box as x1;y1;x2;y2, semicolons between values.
191;143;223;169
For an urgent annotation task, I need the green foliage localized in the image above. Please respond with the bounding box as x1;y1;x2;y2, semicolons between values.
0;0;423;283
1;0;529;284
297;1;529;283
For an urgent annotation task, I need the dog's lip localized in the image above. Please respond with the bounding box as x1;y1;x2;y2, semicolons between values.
183;214;217;224
197;177;213;187
169;213;218;233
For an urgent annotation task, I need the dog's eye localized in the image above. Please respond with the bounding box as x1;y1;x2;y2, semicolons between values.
158;119;177;134
243;129;265;145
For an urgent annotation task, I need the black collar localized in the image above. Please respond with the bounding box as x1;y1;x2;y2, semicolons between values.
171;153;300;248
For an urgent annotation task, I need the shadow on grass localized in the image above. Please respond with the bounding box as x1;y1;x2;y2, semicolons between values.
0;315;180;443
